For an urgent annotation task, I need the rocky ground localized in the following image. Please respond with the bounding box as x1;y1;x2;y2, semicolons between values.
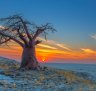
0;57;96;91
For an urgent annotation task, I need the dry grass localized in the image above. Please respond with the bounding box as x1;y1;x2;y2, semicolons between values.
57;70;96;85
78;87;83;91
0;65;9;70
0;61;96;90
57;70;79;83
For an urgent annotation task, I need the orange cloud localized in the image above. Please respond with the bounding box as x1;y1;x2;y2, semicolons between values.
81;48;96;54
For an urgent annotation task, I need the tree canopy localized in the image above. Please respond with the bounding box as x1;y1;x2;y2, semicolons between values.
0;15;56;48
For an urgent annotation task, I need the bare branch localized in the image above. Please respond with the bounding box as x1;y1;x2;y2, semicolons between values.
0;38;10;44
17;26;29;47
33;23;56;40
18;16;32;41
33;29;44;40
0;15;32;41
0;31;24;47
35;40;42;45
0;15;56;48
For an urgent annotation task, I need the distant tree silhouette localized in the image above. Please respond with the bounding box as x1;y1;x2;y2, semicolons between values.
0;15;56;70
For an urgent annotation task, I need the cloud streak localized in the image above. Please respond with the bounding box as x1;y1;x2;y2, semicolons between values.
90;34;96;40
38;44;57;49
55;43;71;51
38;37;71;51
81;48;96;54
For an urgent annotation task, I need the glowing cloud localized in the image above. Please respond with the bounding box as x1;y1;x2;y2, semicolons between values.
38;37;71;51
38;44;57;49
81;48;96;54
56;43;71;51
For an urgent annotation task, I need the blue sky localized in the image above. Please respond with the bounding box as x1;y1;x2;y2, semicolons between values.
0;0;96;62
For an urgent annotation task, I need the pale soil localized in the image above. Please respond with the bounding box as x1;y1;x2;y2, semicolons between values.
0;57;96;91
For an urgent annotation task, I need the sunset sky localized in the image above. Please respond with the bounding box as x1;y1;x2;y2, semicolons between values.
0;0;96;63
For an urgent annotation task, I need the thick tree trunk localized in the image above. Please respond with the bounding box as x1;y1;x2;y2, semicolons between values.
20;46;40;70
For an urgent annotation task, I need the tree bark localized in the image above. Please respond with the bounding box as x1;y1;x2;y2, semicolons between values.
20;46;39;70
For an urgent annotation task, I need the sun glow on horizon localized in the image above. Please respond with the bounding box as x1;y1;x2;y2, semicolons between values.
42;58;45;62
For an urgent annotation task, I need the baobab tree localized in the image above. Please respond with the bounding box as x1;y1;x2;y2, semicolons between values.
0;15;56;70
